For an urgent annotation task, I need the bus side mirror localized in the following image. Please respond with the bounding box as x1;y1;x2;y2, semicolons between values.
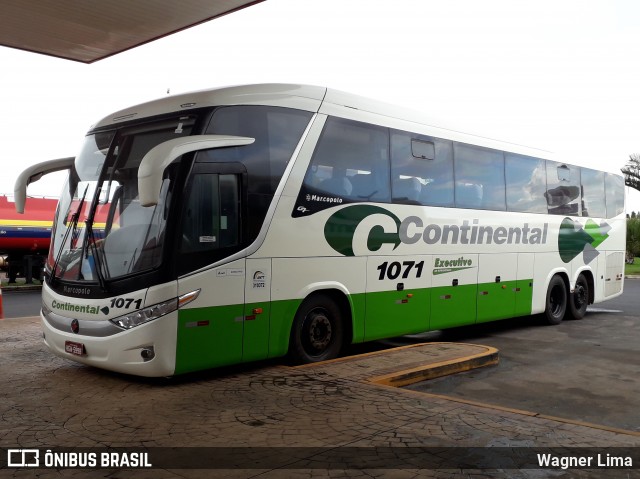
14;157;74;213
138;134;255;207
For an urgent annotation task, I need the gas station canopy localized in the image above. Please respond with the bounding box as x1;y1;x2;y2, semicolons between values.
0;0;264;63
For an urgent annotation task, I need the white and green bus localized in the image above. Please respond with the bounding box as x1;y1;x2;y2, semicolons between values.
15;84;626;377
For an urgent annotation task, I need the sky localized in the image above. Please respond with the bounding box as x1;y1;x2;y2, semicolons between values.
1;0;639;212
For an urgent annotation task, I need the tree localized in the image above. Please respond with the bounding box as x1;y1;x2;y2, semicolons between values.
622;154;640;191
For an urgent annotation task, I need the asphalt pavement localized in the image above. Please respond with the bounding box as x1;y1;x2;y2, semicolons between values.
3;281;638;433
1;281;639;477
0;289;41;318
406;279;640;432
1;314;639;478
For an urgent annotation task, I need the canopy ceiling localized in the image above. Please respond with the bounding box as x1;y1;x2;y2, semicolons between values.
0;0;264;63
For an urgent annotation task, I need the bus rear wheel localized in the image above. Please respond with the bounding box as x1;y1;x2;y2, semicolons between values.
568;273;589;320
289;294;344;364
544;275;567;325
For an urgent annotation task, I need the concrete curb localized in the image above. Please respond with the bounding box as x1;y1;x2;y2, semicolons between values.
291;341;500;389
368;345;499;388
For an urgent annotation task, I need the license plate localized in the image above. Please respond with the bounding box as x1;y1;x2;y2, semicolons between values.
64;341;85;356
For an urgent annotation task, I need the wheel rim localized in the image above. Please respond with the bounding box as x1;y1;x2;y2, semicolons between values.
574;282;587;309
549;284;565;317
304;308;332;355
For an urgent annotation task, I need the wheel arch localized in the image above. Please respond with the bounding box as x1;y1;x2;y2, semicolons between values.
543;268;571;296
558;271;571;296
544;271;570;325
295;284;354;349
574;267;595;305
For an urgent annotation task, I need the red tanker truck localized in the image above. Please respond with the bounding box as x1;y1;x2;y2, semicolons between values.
0;194;57;283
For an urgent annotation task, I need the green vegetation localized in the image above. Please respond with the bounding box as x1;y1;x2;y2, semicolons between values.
623;154;640;191
628;217;640;264
0;277;42;288
626;258;640;276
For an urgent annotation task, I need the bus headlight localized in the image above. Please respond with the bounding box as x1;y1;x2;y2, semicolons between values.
109;290;200;330
110;298;178;330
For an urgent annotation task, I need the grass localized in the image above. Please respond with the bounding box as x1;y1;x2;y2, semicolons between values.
0;277;42;287
626;258;640;276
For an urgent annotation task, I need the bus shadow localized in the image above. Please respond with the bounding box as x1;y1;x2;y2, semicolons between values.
352;314;548;354
86;313;607;385
87;357;284;386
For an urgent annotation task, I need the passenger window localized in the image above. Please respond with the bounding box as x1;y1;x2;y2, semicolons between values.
546;161;581;215
391;131;453;206
454;143;506;210
204;106;313;240
296;117;390;215
206;106;312;194
505;153;547;213
581;168;606;218
605;173;625;218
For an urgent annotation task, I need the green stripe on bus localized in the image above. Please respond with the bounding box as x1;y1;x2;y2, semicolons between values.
175;303;245;375
175;279;533;373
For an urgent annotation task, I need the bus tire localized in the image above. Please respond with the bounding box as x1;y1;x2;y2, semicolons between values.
568;273;589;320
289;293;344;364
544;275;567;325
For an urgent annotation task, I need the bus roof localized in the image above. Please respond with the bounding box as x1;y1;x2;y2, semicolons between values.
91;83;553;160
91;84;327;130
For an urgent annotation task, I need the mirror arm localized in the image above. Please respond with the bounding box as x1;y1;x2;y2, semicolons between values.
138;135;254;207
14;157;75;213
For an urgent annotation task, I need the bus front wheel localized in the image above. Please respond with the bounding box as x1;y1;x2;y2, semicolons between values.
289;294;344;364
544;275;567;325
568;273;589;320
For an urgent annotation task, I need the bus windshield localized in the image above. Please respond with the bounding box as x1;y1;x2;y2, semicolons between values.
49;116;195;283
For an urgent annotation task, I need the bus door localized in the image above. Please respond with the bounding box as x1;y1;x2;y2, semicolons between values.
175;162;249;374
364;255;431;341
430;254;478;329
476;253;517;322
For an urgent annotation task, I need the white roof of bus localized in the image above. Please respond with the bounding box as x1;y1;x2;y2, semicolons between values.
92;83;554;160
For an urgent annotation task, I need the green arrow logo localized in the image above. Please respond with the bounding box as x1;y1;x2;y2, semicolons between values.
584;219;609;248
558;217;609;263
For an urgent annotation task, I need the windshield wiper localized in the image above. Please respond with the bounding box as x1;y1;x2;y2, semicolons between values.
50;185;89;286
81;179;110;292
84;219;108;292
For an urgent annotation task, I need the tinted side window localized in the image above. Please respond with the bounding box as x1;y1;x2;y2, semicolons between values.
505;153;547;213
391;130;454;206
454;143;506;210
296;117;390;215
205;106;312;193
202;105;312;240
606;173;625;218
546;161;581;215
580;168;606;218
